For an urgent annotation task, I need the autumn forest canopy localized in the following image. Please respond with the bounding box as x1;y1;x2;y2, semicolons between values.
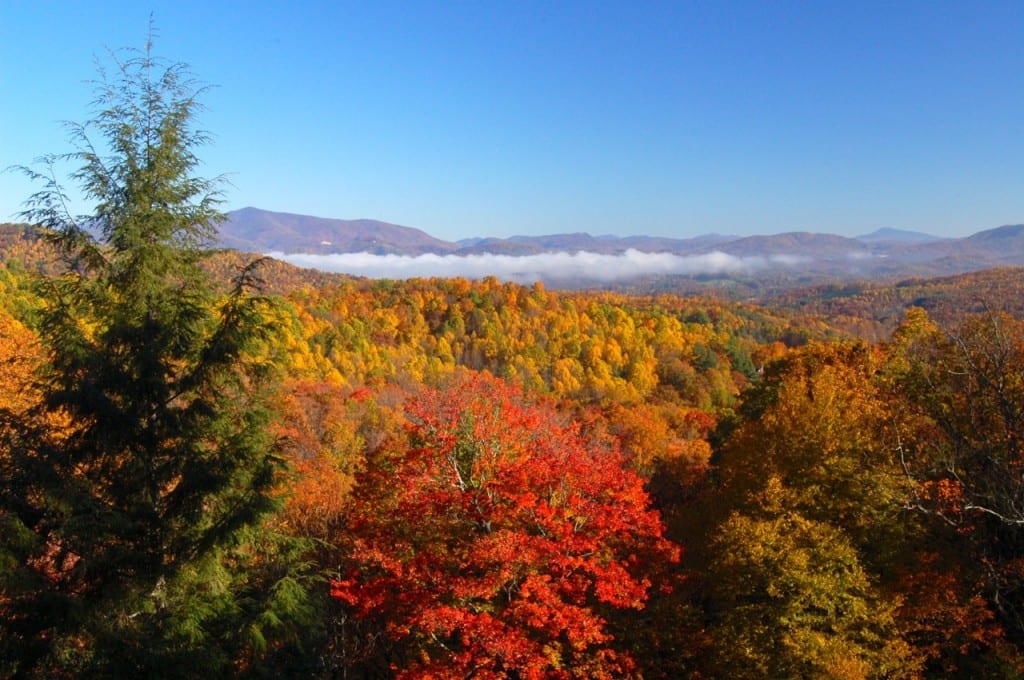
7;40;1024;679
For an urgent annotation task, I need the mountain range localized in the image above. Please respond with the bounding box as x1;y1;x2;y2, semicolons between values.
218;207;1024;283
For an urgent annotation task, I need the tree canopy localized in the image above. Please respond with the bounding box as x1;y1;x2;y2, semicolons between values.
329;372;678;678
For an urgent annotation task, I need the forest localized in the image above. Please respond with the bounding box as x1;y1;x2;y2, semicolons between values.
5;44;1024;680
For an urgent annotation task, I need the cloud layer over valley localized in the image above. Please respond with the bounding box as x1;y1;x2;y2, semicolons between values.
266;249;812;284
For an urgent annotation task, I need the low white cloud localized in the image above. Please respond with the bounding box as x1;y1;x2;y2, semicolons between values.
265;249;812;284
770;253;814;266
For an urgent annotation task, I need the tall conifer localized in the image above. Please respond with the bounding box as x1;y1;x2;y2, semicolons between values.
0;33;307;676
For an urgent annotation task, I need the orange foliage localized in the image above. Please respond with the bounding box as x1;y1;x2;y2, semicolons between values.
0;310;41;416
274;380;410;542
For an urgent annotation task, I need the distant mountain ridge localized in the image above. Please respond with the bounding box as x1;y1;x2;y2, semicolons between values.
855;227;945;244
216;207;1024;283
966;223;1024;251
219;207;456;256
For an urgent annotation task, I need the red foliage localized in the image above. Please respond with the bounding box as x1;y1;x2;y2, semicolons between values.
897;551;1007;673
330;372;679;678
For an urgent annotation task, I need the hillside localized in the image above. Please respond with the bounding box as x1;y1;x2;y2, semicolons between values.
763;266;1024;340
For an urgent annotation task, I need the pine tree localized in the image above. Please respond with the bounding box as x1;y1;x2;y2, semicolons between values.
0;34;310;677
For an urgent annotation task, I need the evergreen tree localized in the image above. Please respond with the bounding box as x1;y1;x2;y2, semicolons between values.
0;35;311;677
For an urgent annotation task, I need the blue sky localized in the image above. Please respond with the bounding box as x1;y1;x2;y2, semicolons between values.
3;1;1024;241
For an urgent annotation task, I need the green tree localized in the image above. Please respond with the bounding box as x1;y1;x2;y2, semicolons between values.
715;342;910;559
696;343;921;678
0;36;312;677
706;479;916;679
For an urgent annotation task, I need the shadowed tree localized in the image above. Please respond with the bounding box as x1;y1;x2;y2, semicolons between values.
0;34;313;677
890;307;1024;661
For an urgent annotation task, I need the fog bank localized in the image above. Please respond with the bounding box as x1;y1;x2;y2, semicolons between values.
266;249;811;284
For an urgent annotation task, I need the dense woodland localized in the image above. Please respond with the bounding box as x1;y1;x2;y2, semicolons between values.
6;43;1024;679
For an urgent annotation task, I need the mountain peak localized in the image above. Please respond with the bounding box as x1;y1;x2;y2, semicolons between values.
855;227;942;244
218;208;457;255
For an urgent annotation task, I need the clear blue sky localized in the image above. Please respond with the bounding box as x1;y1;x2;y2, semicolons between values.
3;1;1024;240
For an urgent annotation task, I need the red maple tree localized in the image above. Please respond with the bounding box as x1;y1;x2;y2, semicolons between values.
330;372;679;678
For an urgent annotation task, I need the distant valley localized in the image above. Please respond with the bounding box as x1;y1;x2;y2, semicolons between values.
215;207;1024;287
